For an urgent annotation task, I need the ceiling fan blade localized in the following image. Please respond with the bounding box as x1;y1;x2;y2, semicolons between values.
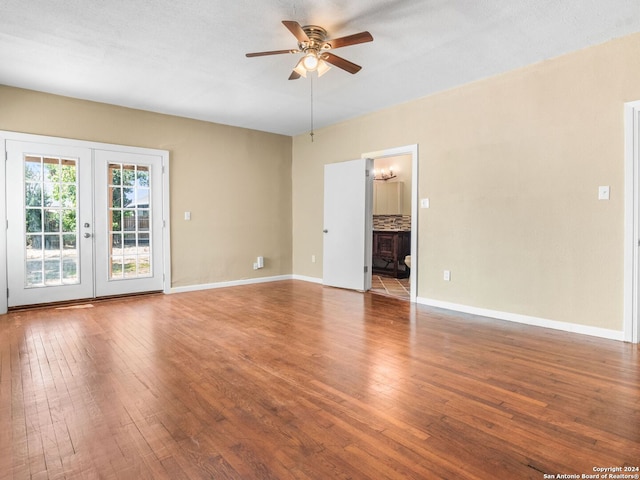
325;31;373;49
246;49;298;57
321;52;362;74
282;20;309;43
288;71;302;80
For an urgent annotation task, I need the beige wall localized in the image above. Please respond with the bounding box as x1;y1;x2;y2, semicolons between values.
2;32;639;332
292;32;640;331
0;86;293;288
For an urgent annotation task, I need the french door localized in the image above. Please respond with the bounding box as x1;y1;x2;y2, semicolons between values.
6;140;165;307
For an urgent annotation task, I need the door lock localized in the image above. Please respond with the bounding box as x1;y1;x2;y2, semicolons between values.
84;223;90;228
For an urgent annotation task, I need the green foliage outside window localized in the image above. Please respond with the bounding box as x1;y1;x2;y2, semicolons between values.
24;158;77;241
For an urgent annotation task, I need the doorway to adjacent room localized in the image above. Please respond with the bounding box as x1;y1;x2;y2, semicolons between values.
363;144;418;302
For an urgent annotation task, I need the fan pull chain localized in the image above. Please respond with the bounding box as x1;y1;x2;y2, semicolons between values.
310;74;314;142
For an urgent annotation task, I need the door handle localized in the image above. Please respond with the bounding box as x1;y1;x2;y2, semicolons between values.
83;233;92;238
323;229;328;233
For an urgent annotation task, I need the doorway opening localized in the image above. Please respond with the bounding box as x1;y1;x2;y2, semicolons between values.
363;145;418;302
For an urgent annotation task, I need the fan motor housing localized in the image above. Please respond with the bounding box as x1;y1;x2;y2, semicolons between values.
300;25;330;52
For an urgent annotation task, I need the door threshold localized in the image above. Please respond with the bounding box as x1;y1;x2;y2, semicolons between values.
8;291;163;312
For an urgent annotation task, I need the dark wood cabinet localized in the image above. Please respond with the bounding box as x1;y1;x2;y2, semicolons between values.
372;230;411;278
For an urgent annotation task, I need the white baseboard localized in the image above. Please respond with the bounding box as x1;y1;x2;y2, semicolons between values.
170;275;294;294
416;297;626;342
291;274;323;284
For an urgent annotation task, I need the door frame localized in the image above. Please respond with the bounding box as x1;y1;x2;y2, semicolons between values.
624;101;640;343
0;130;171;314
362;144;418;302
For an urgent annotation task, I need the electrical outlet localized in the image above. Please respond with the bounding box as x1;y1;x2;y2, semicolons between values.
443;270;451;281
311;255;316;263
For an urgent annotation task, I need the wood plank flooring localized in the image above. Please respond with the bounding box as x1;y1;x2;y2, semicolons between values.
0;280;638;479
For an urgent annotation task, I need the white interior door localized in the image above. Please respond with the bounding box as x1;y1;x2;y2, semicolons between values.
94;150;164;297
323;158;373;291
6;141;94;306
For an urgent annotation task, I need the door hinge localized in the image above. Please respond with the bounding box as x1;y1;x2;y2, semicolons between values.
365;169;370;177
6;288;8;297
364;266;368;273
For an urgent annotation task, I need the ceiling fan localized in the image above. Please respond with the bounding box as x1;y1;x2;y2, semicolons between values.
246;20;373;80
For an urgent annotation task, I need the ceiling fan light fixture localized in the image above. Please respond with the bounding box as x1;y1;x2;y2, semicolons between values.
293;59;308;77
317;59;331;77
302;51;319;71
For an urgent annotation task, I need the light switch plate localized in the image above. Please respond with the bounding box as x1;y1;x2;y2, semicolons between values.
184;211;191;220
598;186;610;200
421;198;430;208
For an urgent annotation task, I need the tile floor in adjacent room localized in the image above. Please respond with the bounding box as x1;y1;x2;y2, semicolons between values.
370;274;410;300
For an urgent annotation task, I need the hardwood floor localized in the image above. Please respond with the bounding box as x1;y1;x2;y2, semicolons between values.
1;280;638;479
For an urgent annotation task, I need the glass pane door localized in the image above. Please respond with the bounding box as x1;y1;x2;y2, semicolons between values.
5;138;166;309
7;141;94;307
94;150;164;297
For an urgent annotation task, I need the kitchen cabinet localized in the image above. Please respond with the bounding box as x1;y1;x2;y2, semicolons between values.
373;182;404;215
372;230;411;278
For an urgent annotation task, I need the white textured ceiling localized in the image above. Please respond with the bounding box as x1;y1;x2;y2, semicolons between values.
1;1;639;136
